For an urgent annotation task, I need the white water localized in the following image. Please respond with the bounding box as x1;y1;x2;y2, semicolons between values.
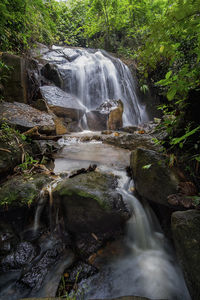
53;139;191;300
79;167;191;300
44;47;149;126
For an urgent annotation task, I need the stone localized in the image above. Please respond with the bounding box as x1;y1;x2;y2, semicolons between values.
107;99;123;130
53;171;130;234
103;132;158;151
0;101;56;134
0;128;25;180
171;210;200;299
86;110;108;131
0;174;52;208
32;99;48;112
2;53;27;103
130;148;180;206
29;42;50;58
39;86;85;121
1;241;36;272
41;63;63;88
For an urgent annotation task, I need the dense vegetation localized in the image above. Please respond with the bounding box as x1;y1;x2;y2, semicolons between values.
0;0;200;187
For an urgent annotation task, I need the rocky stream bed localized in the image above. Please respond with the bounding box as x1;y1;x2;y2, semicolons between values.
0;44;199;300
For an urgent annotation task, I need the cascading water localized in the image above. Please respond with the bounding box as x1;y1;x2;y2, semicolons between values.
53;137;191;300
43;46;149;126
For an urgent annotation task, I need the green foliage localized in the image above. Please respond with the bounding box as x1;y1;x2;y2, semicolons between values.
18;153;38;171
0;0;58;52
142;164;152;170
0;60;11;84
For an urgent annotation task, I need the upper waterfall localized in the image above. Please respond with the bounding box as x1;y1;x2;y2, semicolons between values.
42;46;148;126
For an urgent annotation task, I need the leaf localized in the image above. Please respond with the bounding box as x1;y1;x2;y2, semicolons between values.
165;70;172;79
159;45;164;53
170;126;200;145
167;88;177;100
142;164;152;169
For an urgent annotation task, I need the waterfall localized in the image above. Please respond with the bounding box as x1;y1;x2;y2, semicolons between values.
79;167;191;300
44;46;148;126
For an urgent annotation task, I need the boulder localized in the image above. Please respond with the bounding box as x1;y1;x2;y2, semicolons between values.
86;110;108;131
107;99;123;130
2;53;27;103
103;132;158;151
53;171;130;234
0;126;28;179
29;42;49;58
130;148;180;206
0;101;56;134
39;86;85;121
171;210;200;299
86;100;125;131
41;63;63;89
0;174;51;209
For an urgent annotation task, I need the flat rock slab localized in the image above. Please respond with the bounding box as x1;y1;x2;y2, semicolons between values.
0;101;55;134
39;86;85;121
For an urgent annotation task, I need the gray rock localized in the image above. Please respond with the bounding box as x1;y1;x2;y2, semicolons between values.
103;132;158;151
0;126;26;179
53;171;130;234
1;242;36;271
171;210;200;300
0;174;52;208
2;53;27;103
86;110;108;131
41;63;63;89
39;86;85;121
130;148;180;206
0;101;56;134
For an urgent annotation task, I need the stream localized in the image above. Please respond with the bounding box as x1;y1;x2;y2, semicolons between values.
53;134;191;300
0;47;191;300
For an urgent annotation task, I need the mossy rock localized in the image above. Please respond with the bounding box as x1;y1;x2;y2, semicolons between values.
53;171;130;234
0;174;51;208
0;127;31;180
130;148;180;206
171;210;200;300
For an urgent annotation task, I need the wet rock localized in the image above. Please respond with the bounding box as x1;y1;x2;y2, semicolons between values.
74;231;122;258
0;101;56;134
0;222;18;256
130;148;180;206
19;242;64;290
1;242;36;272
29;42;49;58
2;53;27;103
103;132;158;151
0;174;52;209
94;297;166;300
41;63;63;89
171;210;200;300
107;100;123;130
0;126;29;180
63;48;81;62
39;86;85;121
66;261;98;283
86;99;124;131
53;171;130;234
32;99;48;112
86;111;108;131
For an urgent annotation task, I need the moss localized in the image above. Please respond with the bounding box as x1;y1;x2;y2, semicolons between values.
0;174;51;208
59;187;109;210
